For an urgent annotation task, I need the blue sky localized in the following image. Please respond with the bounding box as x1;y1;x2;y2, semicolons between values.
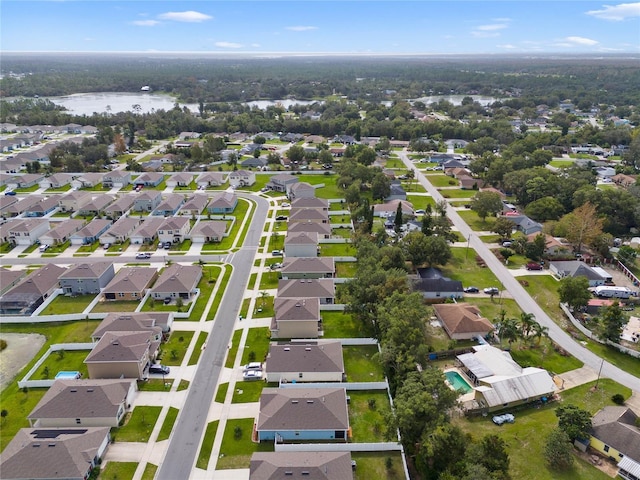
2;1;639;54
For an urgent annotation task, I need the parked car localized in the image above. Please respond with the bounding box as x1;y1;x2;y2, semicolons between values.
136;252;151;260
163;242;172;249
415;209;426;214
526;262;543;271
281;202;290;207
39;244;50;253
464;286;479;293
501;241;512;247
4;190;16;196
242;362;262;372
163;297;172;304
103;243;111;250
271;250;283;256
270;262;283;270
149;364;170;375
492;413;515;425
243;370;263;381
484;287;500;295
275;215;288;221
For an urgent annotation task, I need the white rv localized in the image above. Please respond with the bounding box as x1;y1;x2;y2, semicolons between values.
593;286;632;299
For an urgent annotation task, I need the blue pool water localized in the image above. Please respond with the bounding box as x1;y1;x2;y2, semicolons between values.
445;371;473;393
55;371;81;379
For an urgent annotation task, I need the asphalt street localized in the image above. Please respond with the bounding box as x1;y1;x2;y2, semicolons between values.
398;151;639;392
156;193;269;480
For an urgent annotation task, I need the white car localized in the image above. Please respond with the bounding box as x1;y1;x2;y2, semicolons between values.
243;370;263;381
136;253;151;260
281;202;290;207
242;362;262;371
492;413;515;425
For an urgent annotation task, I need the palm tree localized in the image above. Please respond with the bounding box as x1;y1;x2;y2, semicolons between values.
497;318;520;348
519;313;537;339
531;321;549;346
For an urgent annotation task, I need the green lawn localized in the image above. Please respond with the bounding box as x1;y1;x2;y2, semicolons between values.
33;349;91;380
0;320;100;451
215;382;229;403
201;198;253;251
156;407;179;441
468;298;523;323
241;327;270;364
140;463;157;480
258;271;280;289
406;194;436;210
332;227;354;239
231;380;267;403
99;462;138;480
196;420;219;470
336;262;357;278
159;331;194;366
91;300;141;313
456;210;496;231
225;330;242;368
39;294;96;315
348;391;392;442
207;264;233;321
441;247;502;288
76;241;101;253
0;242;16;253
248;273;257;290
46;240;71;254
549;160;575;168
454;379;631;480
384;158;405;168
352;452;405;480
216;418;273;469
438;188;476;199
251;295;275;318
187;332;208;366
113;406;162;443
427;174;459;187
322;311;368;338
45;184;72;193
293;174;343;199
318;243;355;257
137;379;174;392
509;337;583;374
343;345;384;382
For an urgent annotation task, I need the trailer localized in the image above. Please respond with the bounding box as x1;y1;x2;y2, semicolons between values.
593;286;632;299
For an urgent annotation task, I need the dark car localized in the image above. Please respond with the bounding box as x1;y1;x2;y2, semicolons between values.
275;215;288;221
484;287;500;295
163;297;172;304
526;262;543;271
464;286;479;293
149;364;170;375
4;190;16;196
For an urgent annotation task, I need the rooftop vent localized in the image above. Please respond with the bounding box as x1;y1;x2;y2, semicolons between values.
305;347;311;351
291;400;299;404
284;347;290;351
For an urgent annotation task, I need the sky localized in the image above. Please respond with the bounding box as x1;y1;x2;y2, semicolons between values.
1;1;639;55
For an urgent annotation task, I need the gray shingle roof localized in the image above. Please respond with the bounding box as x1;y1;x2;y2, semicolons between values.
265;341;344;375
250;451;353;480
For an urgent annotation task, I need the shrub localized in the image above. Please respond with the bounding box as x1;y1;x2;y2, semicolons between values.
234;425;242;440
367;398;377;410
0;339;7;351
612;393;625;405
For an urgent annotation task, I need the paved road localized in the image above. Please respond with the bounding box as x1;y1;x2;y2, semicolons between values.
398;151;639;392
156;193;269;479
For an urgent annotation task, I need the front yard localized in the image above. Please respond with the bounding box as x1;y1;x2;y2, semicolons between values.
112;406;162;443
216;418;273;469
441;247;502;288
159;331;194;366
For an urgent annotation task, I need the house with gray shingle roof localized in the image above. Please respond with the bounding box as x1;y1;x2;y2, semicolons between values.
197;171;226;188
179;194;209;216
289;208;329;224
288;182;315;200
267;173;299;193
590;406;640;478
91;312;173;340
152;193;184;216
0;427;111;480
228;170;255;187
102;170;131;188
70;219;112;245
7;218;49;245
250;452;354;480
281;257;335;280
27;378;136;428
99;216;141;245
207;191;237;214
264;340;344;383
189;220;226;243
59;261;115;295
129;216;164;244
104;194;136;219
256;387;349;442
77;194;115;216
287;221;332;239
284;231;318;258
272;297;321;339
24;196;59;217
150;264;202;302
134;172;164;187
277;279;335;304
40;172;75;189
157;216;190;244
166;172;195;188
39;219;85;245
58;190;92;212
0;264;65;315
290;197;329;211
72;172;103;189
85;330;161;379
549;261;606;287
101;267;158;301
133;190;162;212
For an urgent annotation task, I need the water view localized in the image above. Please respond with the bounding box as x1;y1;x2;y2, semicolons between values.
46;92;199;116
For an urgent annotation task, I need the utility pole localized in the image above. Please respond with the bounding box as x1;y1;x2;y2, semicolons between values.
465;234;471;260
594;357;604;390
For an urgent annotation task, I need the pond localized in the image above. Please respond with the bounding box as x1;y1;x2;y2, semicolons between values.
46;92;199;116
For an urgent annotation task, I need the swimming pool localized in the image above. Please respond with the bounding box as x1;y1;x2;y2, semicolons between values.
54;371;81;380
445;371;473;393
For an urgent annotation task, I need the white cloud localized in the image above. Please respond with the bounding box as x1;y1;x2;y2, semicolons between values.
493;17;512;22
477;23;508;31
158;11;212;23
471;22;508;38
285;26;318;31
250;43;261;48
565;36;599;46
497;44;517;49
215;41;243;49
586;2;640;21
132;20;160;27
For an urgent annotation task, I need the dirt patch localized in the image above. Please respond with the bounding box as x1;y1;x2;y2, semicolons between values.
0;333;46;391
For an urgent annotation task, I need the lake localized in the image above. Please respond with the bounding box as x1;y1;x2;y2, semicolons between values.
46;92;199;116
411;94;498;106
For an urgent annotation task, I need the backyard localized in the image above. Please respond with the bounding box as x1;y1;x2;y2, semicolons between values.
454;379;632;480
343;345;384;382
322;311;368;338
39;294;95;315
348;391;392;442
216;418;273;469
